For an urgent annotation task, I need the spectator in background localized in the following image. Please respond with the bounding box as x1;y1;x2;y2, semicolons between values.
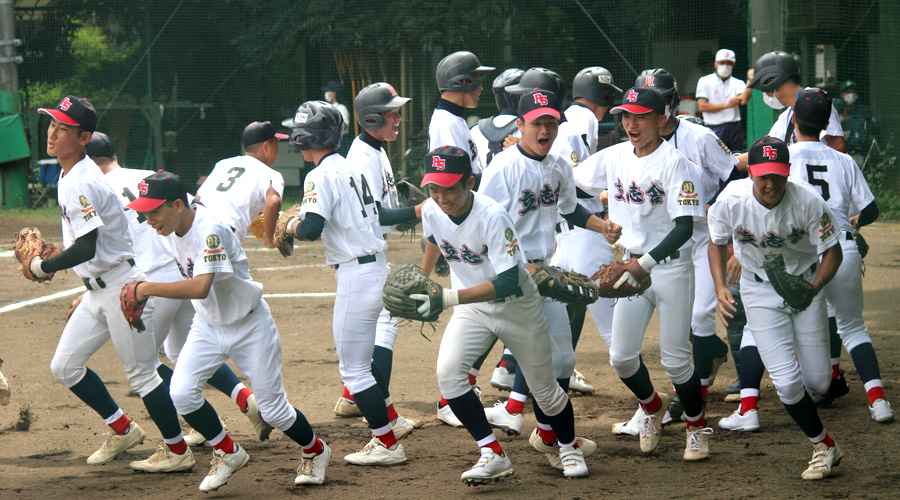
324;81;352;155
696;49;752;151
836;81;876;161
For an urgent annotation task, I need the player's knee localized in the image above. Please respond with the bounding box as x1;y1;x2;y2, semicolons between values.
553;351;576;379
774;380;806;405
343;373;377;395
169;373;204;414
255;397;294;430
123;367;164;398
49;355;83;387
841;328;871;352
530;385;568;416
661;359;694;385
609;353;640;379
436;364;469;399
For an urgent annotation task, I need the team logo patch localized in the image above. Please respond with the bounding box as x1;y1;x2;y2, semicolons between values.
762;146;778;160
533;92;548;105
625;89;639;102
388;85;398;96
644;76;655;87
78;194;90;208
716;138;732;155
294;112;309;124
598;75;612;84
570;151;579;163
432;156;446;170
681;181;695;195
60;97;72;111
139;180;150;194
206;234;220;249
504;228;514;242
305;181;315;193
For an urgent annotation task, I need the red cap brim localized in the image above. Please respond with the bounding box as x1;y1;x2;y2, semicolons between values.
38;108;80;126
274;132;289;140
610;104;654;115
125;197;166;212
749;162;790;177
523;107;561;122
421;172;463;187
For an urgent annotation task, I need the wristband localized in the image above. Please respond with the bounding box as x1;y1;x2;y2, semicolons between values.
30;257;50;279
637;253;658;273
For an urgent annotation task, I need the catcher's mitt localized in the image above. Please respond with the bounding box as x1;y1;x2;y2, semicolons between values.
855;232;869;259
66;294;84;323
120;281;148;332
763;253;814;312
13;227;61;283
395;180;427;233
421;236;450;277
531;265;600;306
383;264;444;322
0;357;9;406
273;204;301;257
249;213;266;239
591;259;652;298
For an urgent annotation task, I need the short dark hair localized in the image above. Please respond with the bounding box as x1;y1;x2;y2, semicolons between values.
795;118;823;138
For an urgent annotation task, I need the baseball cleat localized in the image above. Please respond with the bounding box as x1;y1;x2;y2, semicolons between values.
684;425;713;461
529;428;598;456
344;438;407;466
811;370;849;407
334;396;363;418
461;448;514;485
130;445;196;472
543;439;597;470
473;384;483;402
391;415;418;440
295;440;330;485
726;379;742;395
87;421;147;465
612;406;646;436
801;441;842;480
184;418;225;447
665;394;685;424
199;443;250;492
639;393;671;454
870;399;894;423
490;366;515;392
245;394;273;441
568;369;594;394
559;446;589;477
437;402;465;427
718;407;760;432
484;401;524;436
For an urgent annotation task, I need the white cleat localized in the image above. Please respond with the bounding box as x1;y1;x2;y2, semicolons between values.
801;441;842;480
559;446;589;477
484;401;524;436
639;393;671;454
568;370;594;394
490;367;515;392
612;406;646;436
461;448;514;485
437;402;465;427
198;443;250;492
130;445;196;472
870;399;894;424
344;438;407;466
184;418;225;447
334;396;363;418
684;425;713;461
718;408;760;432
391;415;418;440
245;394;273;441
295;440;330;485
87;422;146;465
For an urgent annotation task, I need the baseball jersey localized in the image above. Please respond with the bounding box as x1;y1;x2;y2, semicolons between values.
573;140;706;255
57;156;136;278
788;141;874;234
429;100;485;173
769;104;843;146
479;145;579;262
166;204;263;325
709;177;840;277
103;167;175;274
346;134;400;235
196;155;285;240
564;103;600;154
298;153;387;265
695;74;746;125
549;119;590;166
666;117;738;204
422;192;535;294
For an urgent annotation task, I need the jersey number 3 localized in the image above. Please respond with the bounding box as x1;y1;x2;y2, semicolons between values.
216;167;246;192
350;175;376;219
805;164;831;201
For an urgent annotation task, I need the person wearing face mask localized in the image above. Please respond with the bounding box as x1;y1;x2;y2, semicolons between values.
696;49;753;151
323;81;351;153
837;81;875;159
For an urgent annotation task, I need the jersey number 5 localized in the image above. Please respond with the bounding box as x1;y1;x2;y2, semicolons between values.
349;175;376;219
216;167;246;192
805;164;831;201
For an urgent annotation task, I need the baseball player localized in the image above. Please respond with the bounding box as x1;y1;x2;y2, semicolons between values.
126;171;331;490
419;145;590;482
196;121;287;246
573;86;712;461
32;96;188;469
471;68;524;167
333;82;422;427
479;89;618;441
280;100;419;465
430;50;494;175
87;132;272;447
709;136;844;480
695;49;752;151
566;66;621;155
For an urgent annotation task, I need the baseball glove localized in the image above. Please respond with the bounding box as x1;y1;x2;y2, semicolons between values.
249;213;265;239
395;180;427;233
383;264;444;322
0;357;9;406
531;265;600;306
120;281;148;332
591;259;652;298
763;253;814;312
66;294;84;323
421;236;450;277
13;227;61;283
273;204;301;257
855;232;869;259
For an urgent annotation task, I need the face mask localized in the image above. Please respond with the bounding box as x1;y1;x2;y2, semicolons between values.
716;64;733;78
763;92;786;110
324;91;335;103
843;92;858;105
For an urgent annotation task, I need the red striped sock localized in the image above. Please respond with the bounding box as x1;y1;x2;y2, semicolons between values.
686;416;707;428
214;434;236;454
376;430;398;449
387;403;399;422
236;388;252;413
439;397;449;407
499;359;508;369
701;384;708;399
342;386;354;402
818;433;835;447
167;439;187;455
109;414;131;435
641;393;662;414
468;373;477;386
831;364;840;379
485;441;503;455
505;398;524;414
867;386;887;406
740;396;758;414
538;427;557;445
303;437;324;455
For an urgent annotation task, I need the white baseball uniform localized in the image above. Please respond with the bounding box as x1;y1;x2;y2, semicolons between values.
196;155;285;241
769;103;843;146
429;101;485;174
574;140;705;384
695;74;746;126
708;177;839;404
423;193;569;415
788;141;875;352
564;103;600;154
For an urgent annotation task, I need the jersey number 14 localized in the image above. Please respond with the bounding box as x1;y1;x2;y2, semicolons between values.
349;175;377;219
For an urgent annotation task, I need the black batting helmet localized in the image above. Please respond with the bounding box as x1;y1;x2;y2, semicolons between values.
436;51;495;93
573;67;622;107
505;67;568;110
354;83;411;131
747;51;800;92
635;68;680;114
282;101;343;150
492;68;524;112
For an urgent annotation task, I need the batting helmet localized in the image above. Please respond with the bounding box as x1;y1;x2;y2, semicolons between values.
354;83;411;131
492;68;524;112
283;101;343;150
747;51;800;92
505;67;568;110
573;67;622;107
635;68;680;114
436;51;495;93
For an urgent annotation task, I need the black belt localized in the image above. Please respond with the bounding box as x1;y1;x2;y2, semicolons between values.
555;221;575;233
492;287;524;303
630;250;679;263
755;262;817;283
83;258;135;291
845;232;854;241
332;254;376;269
528;259;544;265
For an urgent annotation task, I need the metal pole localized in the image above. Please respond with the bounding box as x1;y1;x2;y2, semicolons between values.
0;0;21;92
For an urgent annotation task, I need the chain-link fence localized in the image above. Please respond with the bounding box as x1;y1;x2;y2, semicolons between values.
6;0;898;202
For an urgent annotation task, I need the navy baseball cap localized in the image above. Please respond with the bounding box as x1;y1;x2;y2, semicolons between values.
748;136;790;177
322;80;344;92
241;121;288;148
610;87;666;115
125;170;189;212
793;88;832;129
519;89;561;122
86;131;115;158
421;146;472;187
38;95;97;133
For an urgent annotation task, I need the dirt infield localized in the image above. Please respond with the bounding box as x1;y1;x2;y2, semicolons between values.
1;213;898;500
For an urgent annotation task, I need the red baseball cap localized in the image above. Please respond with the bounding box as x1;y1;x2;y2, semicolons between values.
125;171;188;211
518;89;562;122
38;95;98;132
610;86;666;115
421;146;472;187
748;136;790;177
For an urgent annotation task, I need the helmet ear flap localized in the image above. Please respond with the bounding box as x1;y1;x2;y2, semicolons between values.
361;112;386;131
